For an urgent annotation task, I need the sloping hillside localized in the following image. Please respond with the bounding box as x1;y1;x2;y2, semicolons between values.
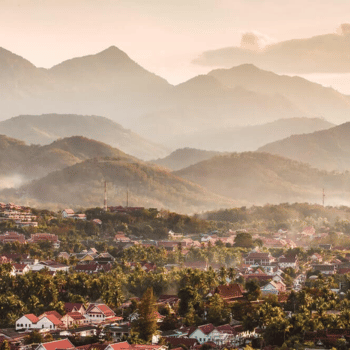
208;64;350;123
3;157;235;213
162;117;334;151
135;74;304;142
151;148;225;171
0;135;134;180
175;152;350;205
0;46;172;123
258;122;350;171
0;114;168;160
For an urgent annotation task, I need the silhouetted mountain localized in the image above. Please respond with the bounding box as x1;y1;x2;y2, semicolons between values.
0;46;172;124
0;46;349;147
49;46;171;97
175;152;350;206
0;114;168;160
135;74;304;142
151;148;225;171
161;117;334;151
193;24;350;74
258;122;350;172
3;157;235;213
208;64;350;124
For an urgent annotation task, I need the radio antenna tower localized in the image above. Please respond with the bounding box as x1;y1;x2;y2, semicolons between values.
104;181;108;212
126;182;129;208
322;188;325;207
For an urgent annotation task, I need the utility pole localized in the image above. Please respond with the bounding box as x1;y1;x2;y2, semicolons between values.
322;188;325;207
104;181;107;212
126;182;129;208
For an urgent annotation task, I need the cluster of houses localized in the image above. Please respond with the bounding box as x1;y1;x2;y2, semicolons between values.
0;254;69;275
8;289;260;350
0;246;119;276
0;232;60;248
15;303;121;331
11;339;166;350
0;203;38;227
62;209;87;220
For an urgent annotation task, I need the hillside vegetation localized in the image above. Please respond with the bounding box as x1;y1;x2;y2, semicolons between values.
258;122;350;171
0;114;168;160
0;135;134;180
2;157;235;213
175;152;350;206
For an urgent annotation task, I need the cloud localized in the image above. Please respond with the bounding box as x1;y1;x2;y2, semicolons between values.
240;31;275;51
0;175;25;190
338;23;350;35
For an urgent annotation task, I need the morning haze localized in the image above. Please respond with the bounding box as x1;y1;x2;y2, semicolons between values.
1;1;350;212
4;3;350;347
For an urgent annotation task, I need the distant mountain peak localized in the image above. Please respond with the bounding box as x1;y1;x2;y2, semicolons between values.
0;47;36;71
95;45;131;61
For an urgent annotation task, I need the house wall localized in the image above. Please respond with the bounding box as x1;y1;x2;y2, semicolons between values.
189;329;209;344
36;317;56;329
16;316;34;330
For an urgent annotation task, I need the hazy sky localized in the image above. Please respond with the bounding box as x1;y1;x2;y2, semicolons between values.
1;0;350;84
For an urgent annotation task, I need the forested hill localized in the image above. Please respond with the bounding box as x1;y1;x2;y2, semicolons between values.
175;152;350;205
0;135;135;180
0;114;168;160
258;122;350;172
2;157;235;213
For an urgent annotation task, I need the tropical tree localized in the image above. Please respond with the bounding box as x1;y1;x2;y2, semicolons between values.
131;287;158;343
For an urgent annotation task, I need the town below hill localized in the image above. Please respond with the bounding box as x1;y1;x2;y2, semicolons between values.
0;202;350;350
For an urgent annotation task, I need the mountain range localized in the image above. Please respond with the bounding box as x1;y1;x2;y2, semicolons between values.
175;152;350;206
0;135;135;181
3;133;350;210
193;24;350;74
0;46;349;147
258;122;350;172
0;114;168;160
160;117;334;152
0;46;171;124
2;156;235;213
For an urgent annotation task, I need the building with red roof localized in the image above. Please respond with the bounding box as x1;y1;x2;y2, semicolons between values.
64;303;87;315
35;338;75;350
86;303;116;324
61;312;89;328
37;313;64;329
0;231;25;244
16;314;39;330
16;312;64;330
105;342;130;350
214;284;245;302
163;337;199;349
30;233;60;248
12;263;30;275
40;311;62;320
244;251;274;266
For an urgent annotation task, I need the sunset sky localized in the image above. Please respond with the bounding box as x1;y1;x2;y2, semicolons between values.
1;0;350;85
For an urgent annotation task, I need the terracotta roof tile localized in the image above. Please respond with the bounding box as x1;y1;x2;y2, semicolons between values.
40;339;74;350
23;314;39;323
